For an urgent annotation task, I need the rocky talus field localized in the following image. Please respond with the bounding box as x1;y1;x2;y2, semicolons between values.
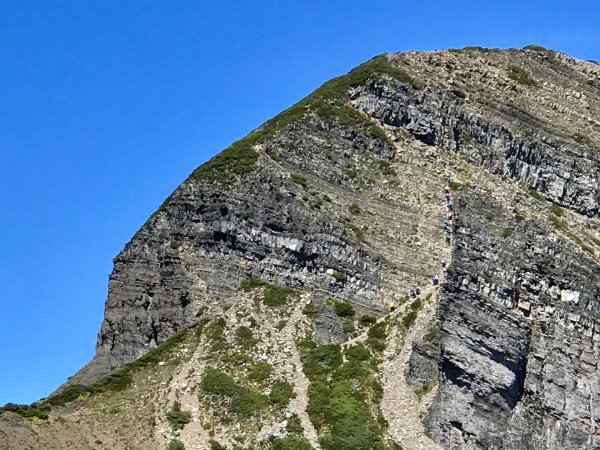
2;46;600;450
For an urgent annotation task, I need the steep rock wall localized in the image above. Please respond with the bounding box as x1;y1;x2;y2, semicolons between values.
428;190;600;449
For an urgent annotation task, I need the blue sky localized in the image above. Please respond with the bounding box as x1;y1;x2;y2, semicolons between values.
1;0;598;405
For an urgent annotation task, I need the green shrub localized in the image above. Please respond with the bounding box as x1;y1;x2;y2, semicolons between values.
334;301;355;317
332;272;345;281
291;173;308;187
169;241;180;250
502;227;513;238
190;137;259;186
402;310;418;329
410;298;422;311
263;284;300;307
302;303;317;317
286;414;304;434
201;369;268;418
348;203;361;215
302;344;343;380
276;320;288;331
345;344;371;362
378;160;396;175
359;315;377;326
0;403;52;420
549;203;564;217
524;44;548;52
46;384;88;407
166;410;192;430
168;440;186;450
319;381;386;450
423;327;437;344
206;318;227;342
448;181;463;190
248;361;272;382
548;214;566;230
272;436;314;450
307;379;329;429
507;65;537;87
235;326;258;348
269;380;294;407
529;189;545;202
209;440;227;450
367;322;386;340
415;381;436;400
241;277;267;291
349;224;366;242
342;321;356;333
346;170;357;180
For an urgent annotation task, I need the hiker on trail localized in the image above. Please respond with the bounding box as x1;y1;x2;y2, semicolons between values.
362;104;367;113
447;200;454;211
433;274;439;285
379;117;384;126
445;191;452;201
441;259;447;268
415;287;421;296
445;234;451;244
389;300;396;312
448;211;453;221
447;176;453;185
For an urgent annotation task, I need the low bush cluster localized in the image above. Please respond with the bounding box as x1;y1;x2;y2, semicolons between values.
201;369;268;418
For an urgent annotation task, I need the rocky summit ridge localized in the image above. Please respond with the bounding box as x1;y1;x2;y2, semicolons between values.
2;45;600;450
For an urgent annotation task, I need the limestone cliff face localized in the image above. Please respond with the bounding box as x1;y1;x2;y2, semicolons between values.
428;190;600;449
52;47;600;449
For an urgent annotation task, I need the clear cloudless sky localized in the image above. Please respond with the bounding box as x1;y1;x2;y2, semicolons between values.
1;0;599;405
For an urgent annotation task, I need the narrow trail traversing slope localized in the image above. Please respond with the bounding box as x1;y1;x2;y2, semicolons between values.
380;290;443;450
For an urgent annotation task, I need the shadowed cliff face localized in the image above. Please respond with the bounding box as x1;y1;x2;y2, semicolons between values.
20;47;600;449
427;190;600;449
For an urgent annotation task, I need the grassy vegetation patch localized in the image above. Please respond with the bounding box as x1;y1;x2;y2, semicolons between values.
235;326;258;348
269;380;294;407
342;321;356;333
248;361;272;382
332;272;346;281
502;227;514;238
423;326;437;344
402;310;418;329
201;369;268;418
415;381;437;400
166;409;192;430
241;278;300;307
302;344;343;380
190;139;260;186
302;303;317;317
271;436;314;450
345;344;371;362
349;224;366;243
263;284;300;307
168;440;186;450
366;322;387;353
549;203;564;217
241;277;267;291
333;301;356;317
291;173;308;187
507;65;537;87
359;315;377;326
349;203;361;215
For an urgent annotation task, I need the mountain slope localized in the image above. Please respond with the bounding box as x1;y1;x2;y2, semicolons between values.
2;46;600;450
